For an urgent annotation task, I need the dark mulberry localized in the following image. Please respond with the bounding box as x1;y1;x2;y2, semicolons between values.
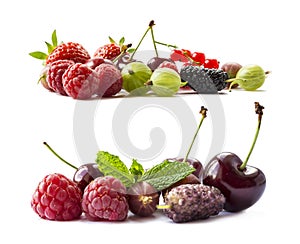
163;184;225;223
180;65;228;93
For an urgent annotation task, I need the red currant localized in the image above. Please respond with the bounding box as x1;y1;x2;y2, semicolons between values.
170;49;189;62
204;59;219;69
191;52;206;65
181;49;192;58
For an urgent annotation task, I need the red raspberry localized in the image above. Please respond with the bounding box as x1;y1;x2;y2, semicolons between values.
81;176;129;221
62;63;100;99
46;60;75;95
31;173;82;221
158;61;179;73
46;42;90;65
94;43;121;61
95;64;123;97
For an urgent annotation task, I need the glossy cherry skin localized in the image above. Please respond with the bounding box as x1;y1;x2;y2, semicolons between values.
168;157;203;179
202;152;266;212
147;57;174;71
73;163;103;192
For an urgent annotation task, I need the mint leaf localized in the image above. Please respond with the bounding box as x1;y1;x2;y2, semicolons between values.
140;160;195;191
129;159;144;177
96;151;134;187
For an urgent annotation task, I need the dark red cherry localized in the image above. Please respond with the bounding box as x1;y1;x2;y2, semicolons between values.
147;57;174;71
168;157;203;179
202;152;266;212
203;102;266;212
73;163;103;192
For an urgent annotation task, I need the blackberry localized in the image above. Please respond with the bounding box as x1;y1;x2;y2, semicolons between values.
163;184;225;223
180;65;228;93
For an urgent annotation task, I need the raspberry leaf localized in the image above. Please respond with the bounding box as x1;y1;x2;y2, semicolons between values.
51;29;58;47
139;160;195;191
29;51;48;60
96;151;134;187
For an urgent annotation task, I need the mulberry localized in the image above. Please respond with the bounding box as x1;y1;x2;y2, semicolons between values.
180;65;228;93
163;184;225;223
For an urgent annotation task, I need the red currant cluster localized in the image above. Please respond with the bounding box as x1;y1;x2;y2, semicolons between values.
170;49;219;69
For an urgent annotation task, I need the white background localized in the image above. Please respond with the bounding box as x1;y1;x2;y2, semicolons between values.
1;0;299;243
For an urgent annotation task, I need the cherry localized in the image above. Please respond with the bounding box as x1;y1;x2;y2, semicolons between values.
43;142;103;192
147;57;174;71
202;102;266;212
204;58;219;69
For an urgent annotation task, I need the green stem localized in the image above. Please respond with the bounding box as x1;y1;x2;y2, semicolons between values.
150;25;158;57
130;27;150;60
183;106;207;163
154;41;177;49
43;142;78;170
240;102;264;170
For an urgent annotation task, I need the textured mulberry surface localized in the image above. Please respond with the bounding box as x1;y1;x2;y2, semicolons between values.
81;176;129;221
163;184;225;223
180;66;228;93
31;173;82;221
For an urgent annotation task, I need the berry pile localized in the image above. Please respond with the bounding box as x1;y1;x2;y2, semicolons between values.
32;103;266;222
30;23;269;98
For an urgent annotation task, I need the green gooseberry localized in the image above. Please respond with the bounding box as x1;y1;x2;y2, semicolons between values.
227;64;270;91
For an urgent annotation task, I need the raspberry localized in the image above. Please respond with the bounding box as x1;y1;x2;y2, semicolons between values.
81;176;129;221
95;64;123;97
94;43;121;61
46;42;90;65
46;60;75;95
31;173;82;221
62;63;100;99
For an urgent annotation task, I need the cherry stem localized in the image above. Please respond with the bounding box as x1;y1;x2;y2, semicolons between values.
154;41;177;49
43;142;78;170
240;102;264;170
129;23;151;60
183;106;208;163
149;21;159;57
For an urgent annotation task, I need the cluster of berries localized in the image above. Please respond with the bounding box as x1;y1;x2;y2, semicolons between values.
31;173;129;221
170;48;219;69
31;32;126;99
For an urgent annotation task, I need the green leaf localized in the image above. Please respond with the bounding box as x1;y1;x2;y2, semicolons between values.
96;151;134;187
119;37;125;46
29;51;48;60
127;48;135;53
129;159;144;177
108;36;116;44
45;41;54;54
139;160;195;191
51;29;57;47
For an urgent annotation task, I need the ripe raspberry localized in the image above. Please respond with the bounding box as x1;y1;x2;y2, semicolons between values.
95;64;123;97
46;60;75;95
94;43;121;60
81;176;129;221
46;42;90;65
62;63;100;99
31;173;82;221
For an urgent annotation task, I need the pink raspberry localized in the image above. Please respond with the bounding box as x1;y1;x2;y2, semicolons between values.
46;60;75;95
31;173;82;221
62;63;100;99
95;63;123;97
81;176;129;221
